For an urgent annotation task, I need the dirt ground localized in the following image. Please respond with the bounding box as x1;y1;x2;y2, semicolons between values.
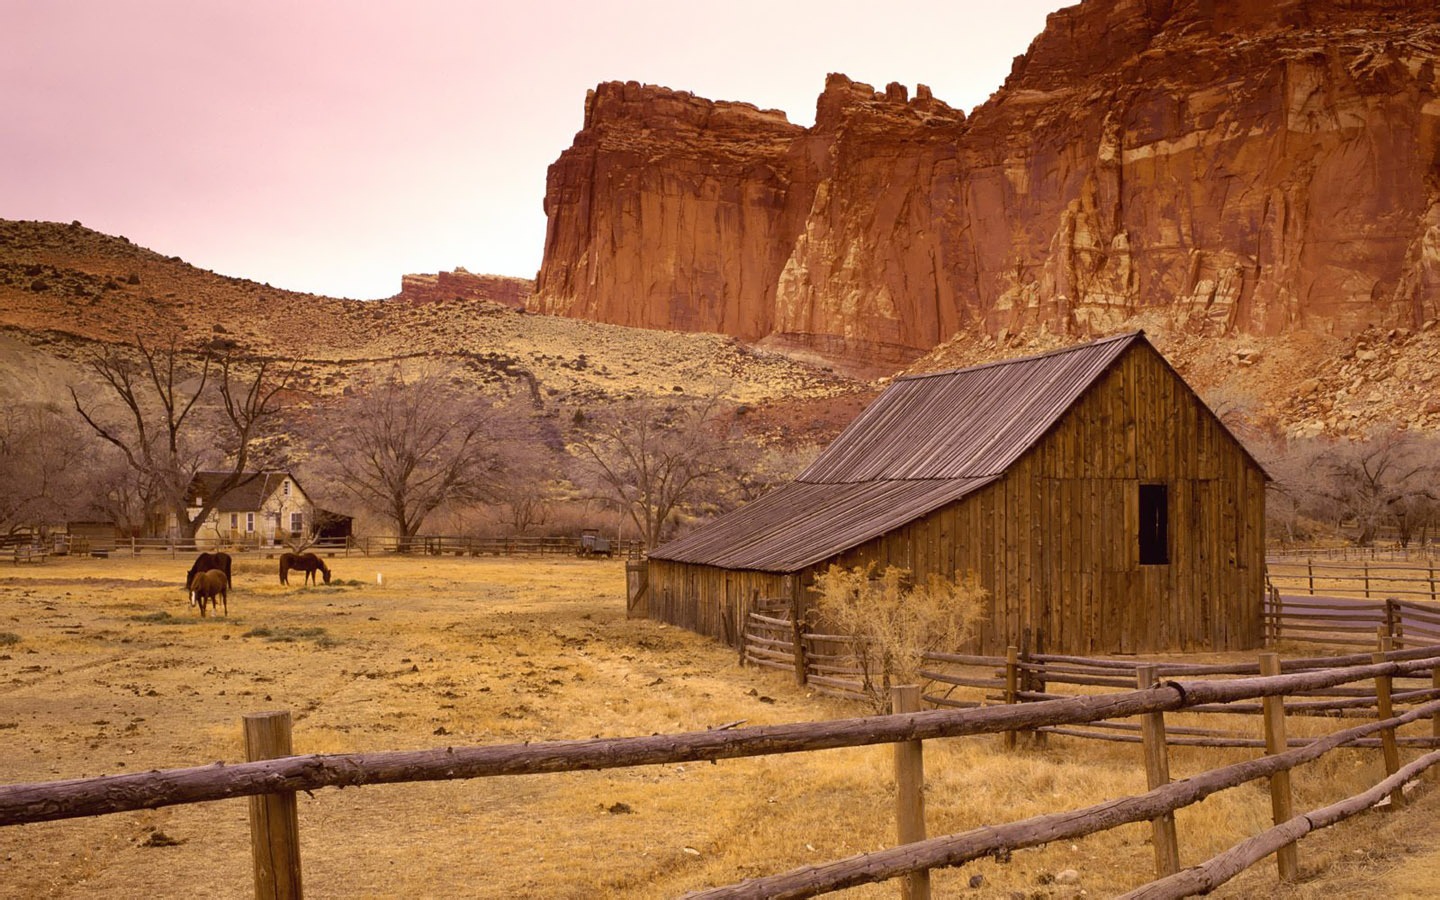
2;554;1438;899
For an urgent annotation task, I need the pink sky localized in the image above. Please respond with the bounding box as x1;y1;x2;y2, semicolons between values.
4;0;1072;299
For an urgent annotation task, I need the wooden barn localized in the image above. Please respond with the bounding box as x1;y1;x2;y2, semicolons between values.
643;331;1268;655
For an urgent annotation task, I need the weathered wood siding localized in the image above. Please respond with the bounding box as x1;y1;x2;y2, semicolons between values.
648;341;1265;655
647;559;790;646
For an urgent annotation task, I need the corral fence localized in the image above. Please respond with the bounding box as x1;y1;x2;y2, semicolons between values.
1263;592;1440;650
1265;554;1440;602
4;651;1440;898
743;598;1440;751
37;534;643;561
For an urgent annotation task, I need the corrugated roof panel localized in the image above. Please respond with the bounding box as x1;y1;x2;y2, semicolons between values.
798;332;1138;483
649;477;998;572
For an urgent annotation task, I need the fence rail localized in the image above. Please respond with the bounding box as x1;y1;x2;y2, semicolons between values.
743;597;1440;749
1266;555;1440;601
6;652;1440;898
41;534;644;560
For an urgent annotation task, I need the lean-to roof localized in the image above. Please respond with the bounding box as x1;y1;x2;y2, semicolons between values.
649;331;1144;572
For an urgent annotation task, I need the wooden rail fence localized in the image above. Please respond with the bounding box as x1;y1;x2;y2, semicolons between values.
1263;590;1440;650
743;600;1440;750
39;534;644;560
1266;555;1440;601
5;655;1440;898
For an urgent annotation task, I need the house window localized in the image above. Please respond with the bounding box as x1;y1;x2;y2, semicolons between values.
1139;483;1169;566
283;480;290;497
290;512;303;535
246;512;255;533
230;513;238;530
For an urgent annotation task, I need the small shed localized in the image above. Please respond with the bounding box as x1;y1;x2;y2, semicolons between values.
645;331;1267;655
66;521;119;554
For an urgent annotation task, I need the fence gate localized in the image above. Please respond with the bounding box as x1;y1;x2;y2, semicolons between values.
626;560;648;619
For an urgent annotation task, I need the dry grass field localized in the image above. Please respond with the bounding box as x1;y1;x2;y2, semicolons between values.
2;554;1438;899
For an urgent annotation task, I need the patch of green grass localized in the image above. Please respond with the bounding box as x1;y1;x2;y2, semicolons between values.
130;611;224;626
0;631;20;646
242;625;338;648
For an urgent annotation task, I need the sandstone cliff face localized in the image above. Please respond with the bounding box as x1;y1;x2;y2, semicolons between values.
395;269;533;310
532;81;803;340
533;0;1440;362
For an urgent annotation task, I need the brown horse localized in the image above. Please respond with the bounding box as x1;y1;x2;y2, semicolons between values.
279;552;331;586
186;551;232;607
191;569;228;617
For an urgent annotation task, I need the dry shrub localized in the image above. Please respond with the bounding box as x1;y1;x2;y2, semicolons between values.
814;563;986;712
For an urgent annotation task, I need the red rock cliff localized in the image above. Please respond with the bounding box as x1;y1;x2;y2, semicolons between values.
395;269;533;310
533;0;1440;362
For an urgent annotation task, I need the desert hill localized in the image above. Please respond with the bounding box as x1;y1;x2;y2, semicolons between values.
532;0;1440;409
0;219;861;443
6;218;1439;444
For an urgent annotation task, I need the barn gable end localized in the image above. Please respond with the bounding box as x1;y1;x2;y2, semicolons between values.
647;332;1266;655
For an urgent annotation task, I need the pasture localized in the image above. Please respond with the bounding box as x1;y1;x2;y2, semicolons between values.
1;556;1437;898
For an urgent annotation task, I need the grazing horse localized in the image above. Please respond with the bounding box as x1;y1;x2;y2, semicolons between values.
279;552;331;586
186;551;232;607
191;569;229;617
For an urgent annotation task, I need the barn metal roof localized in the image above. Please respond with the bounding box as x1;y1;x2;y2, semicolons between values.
798;331;1138;482
649;477;999;572
649;331;1144;573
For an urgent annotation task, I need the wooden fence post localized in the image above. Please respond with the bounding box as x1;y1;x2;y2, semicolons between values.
891;685;929;900
1268;586;1283;646
1388;598;1405;649
1373;634;1404;809
1364;562;1370;599
787;576;808;687
1136;665;1180;878
1307;558;1314;596
244;711;303;900
1003;646;1019;751
1259;652;1299;881
1030;630;1047;749
1429;564;1436;603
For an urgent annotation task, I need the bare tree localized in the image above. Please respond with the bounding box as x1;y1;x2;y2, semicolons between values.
0;403;88;537
492;451;562;535
322;370;512;538
68;335;294;541
1311;427;1438;546
569;393;756;548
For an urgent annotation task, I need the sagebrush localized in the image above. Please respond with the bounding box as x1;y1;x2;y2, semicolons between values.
813;563;987;712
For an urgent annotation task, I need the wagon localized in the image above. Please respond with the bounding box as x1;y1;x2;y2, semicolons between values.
577;529;612;558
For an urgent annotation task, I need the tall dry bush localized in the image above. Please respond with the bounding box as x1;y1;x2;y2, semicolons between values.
813;563;987;712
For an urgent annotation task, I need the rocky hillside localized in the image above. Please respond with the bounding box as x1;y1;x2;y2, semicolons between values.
0;219;858;439
533;0;1440;370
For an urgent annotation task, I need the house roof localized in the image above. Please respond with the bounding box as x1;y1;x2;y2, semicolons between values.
189;471;302;512
650;331;1248;573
